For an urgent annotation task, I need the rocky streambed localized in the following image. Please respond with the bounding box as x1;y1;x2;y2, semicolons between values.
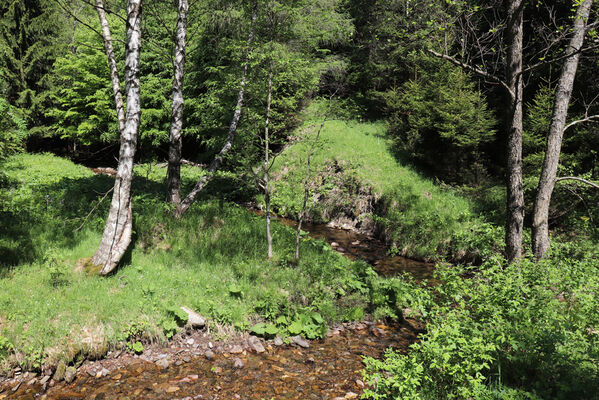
1;218;433;400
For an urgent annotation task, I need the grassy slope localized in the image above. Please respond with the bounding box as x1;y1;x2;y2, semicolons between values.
269;102;501;262
0;153;410;371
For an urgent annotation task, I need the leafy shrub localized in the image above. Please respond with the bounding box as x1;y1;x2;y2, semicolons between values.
386;61;496;184
0;98;27;159
363;251;599;399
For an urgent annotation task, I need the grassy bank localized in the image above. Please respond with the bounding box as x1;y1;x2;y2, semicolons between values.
0;153;419;373
268;101;501;262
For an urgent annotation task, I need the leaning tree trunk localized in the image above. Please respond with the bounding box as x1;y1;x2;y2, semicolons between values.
504;0;525;263
532;0;593;260
264;58;274;259
176;4;257;217
167;0;189;207
91;0;142;275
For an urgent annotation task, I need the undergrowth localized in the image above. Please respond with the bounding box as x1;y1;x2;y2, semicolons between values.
268;100;501;262
0;153;419;373
363;244;599;399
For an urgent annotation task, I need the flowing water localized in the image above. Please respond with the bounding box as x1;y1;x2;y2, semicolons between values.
2;218;434;400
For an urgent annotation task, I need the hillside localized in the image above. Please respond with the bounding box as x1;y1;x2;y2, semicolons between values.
268;102;501;262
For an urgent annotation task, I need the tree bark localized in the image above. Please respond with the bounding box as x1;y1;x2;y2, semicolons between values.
91;0;142;275
176;4;257;217
504;0;525;263
532;0;594;259
264;58;273;259
167;0;189;208
95;0;126;134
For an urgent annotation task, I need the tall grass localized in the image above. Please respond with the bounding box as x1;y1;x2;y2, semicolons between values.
0;153;406;372
269;101;501;262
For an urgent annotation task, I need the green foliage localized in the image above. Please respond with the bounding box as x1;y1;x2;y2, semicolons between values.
364;248;599;399
46;26;119;145
130;341;144;354
386;59;496;184
250;322;279;338
269;101;499;262
0;0;66;127
0;336;13;360
0;98;28;159
0;153;407;370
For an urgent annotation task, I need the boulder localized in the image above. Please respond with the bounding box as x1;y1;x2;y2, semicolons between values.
64;367;77;384
291;335;309;348
53;361;66;382
180;307;206;329
155;358;170;370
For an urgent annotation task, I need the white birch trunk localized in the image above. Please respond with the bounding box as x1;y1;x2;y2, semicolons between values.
176;5;257;217
91;0;142;275
532;0;593;259
264;58;273;259
95;0;126;134
167;0;189;208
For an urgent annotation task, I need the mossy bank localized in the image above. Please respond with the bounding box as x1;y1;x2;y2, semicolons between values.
267;101;501;263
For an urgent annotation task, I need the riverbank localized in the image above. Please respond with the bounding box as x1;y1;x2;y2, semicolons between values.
0;153;429;387
266;101;502;264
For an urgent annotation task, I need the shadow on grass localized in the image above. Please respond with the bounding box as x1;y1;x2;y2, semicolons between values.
0;159;257;276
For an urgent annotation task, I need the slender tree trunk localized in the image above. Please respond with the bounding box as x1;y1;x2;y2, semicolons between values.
176;5;257;217
167;0;189;208
532;0;593;259
295;110;329;261
95;0;126;134
264;58;273;259
91;0;142;275
504;0;525;263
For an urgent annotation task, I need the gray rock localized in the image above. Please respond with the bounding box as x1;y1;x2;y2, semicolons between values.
205;350;215;361
274;336;284;346
40;375;51;385
180;307;205;329
64;367;77;384
229;345;243;354
155;358;170;370
53;361;66;382
248;337;265;353
291;335;310;348
233;357;244;369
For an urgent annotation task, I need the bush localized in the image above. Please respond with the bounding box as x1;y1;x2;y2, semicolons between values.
363;249;599;399
0;98;28;159
386;60;496;184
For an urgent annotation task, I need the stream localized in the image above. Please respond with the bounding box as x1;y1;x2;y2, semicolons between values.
2;218;434;400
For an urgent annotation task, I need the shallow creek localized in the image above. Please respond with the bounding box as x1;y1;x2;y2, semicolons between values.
3;218;434;400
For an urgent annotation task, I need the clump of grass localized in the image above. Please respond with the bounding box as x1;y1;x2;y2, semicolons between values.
269;100;501;262
0;152;416;372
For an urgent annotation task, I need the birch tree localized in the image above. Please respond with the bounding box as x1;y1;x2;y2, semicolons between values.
175;2;257;217
532;0;595;259
90;0;142;275
166;0;189;207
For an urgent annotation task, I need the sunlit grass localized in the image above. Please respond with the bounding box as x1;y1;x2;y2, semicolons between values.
0;153;384;371
270;101;501;261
